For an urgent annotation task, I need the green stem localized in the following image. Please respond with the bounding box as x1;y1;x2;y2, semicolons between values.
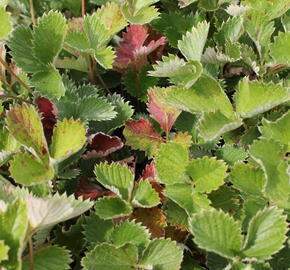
28;235;34;270
29;0;36;26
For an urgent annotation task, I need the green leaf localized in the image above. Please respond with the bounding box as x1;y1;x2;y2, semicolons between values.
0;240;9;262
198;111;243;141
33;11;67;65
249;138;290;204
178;21;209;62
132;179;160;208
95;162;134;201
82;243;138;270
22;246;72;270
243;207;288;260
90;93;133;134
50;118;86;161
83;214;114;244
65;31;90;52
164;183;211;215
155;142;189;185
6;104;49;160
214;17;244;46
243;0;290;20
234;78;290;119
187;157;228;193
259;109;290;148
139;238;183;270
9;152;54;185
121;5;159;24
0;8;12;40
20;192;93;230
94;46;115;69
189;209;243;259
95;197;132;220
269;32;290;65
162;76;234;118
149;55;203;88
83;13;110;49
31;65;66;99
216;145;247;166
9;26;43;73
0;200;28;270
110;220;150;251
163;199;189;229
229;162;266;198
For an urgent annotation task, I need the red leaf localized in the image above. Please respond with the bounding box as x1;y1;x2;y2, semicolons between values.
123;118;164;156
147;88;181;136
75;176;106;200
83;132;124;159
35;97;58;142
114;24;166;72
141;161;157;180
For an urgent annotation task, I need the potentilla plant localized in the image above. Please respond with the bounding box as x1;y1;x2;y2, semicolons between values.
0;0;289;269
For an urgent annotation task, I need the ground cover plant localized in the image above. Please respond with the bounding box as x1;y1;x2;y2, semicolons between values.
0;0;289;269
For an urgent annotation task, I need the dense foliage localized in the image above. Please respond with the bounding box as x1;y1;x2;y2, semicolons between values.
0;0;290;269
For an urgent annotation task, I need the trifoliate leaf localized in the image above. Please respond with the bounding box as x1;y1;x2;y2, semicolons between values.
139;238;183;270
33;11;67;65
0;240;9;262
94;46;115;69
234;78;290;119
149;55;203;88
259;110;290;148
249;138;290;204
90;93;133;134
82;243;138;270
95;197;132;220
187;157;228;193
9;26;43;73
50;118;86;161
216;145;247;166
94;162;134;201
9;152;54;185
22;246;72;270
0;200;28;270
178;21;209;62
0;8;12;40
269;32;290;65
147;87;181;136
162;76;234;118
189;209;243;259
83;133;123;159
230;162;266;198
164;183;211;215
31;65;66;100
6;104;49;160
243;207;288;260
132;179;160;208
110;220;150;251
155;142;189;185
123;118;164;156
83;214;114;244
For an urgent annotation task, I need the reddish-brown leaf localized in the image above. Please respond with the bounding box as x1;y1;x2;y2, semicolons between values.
83;132;124;159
